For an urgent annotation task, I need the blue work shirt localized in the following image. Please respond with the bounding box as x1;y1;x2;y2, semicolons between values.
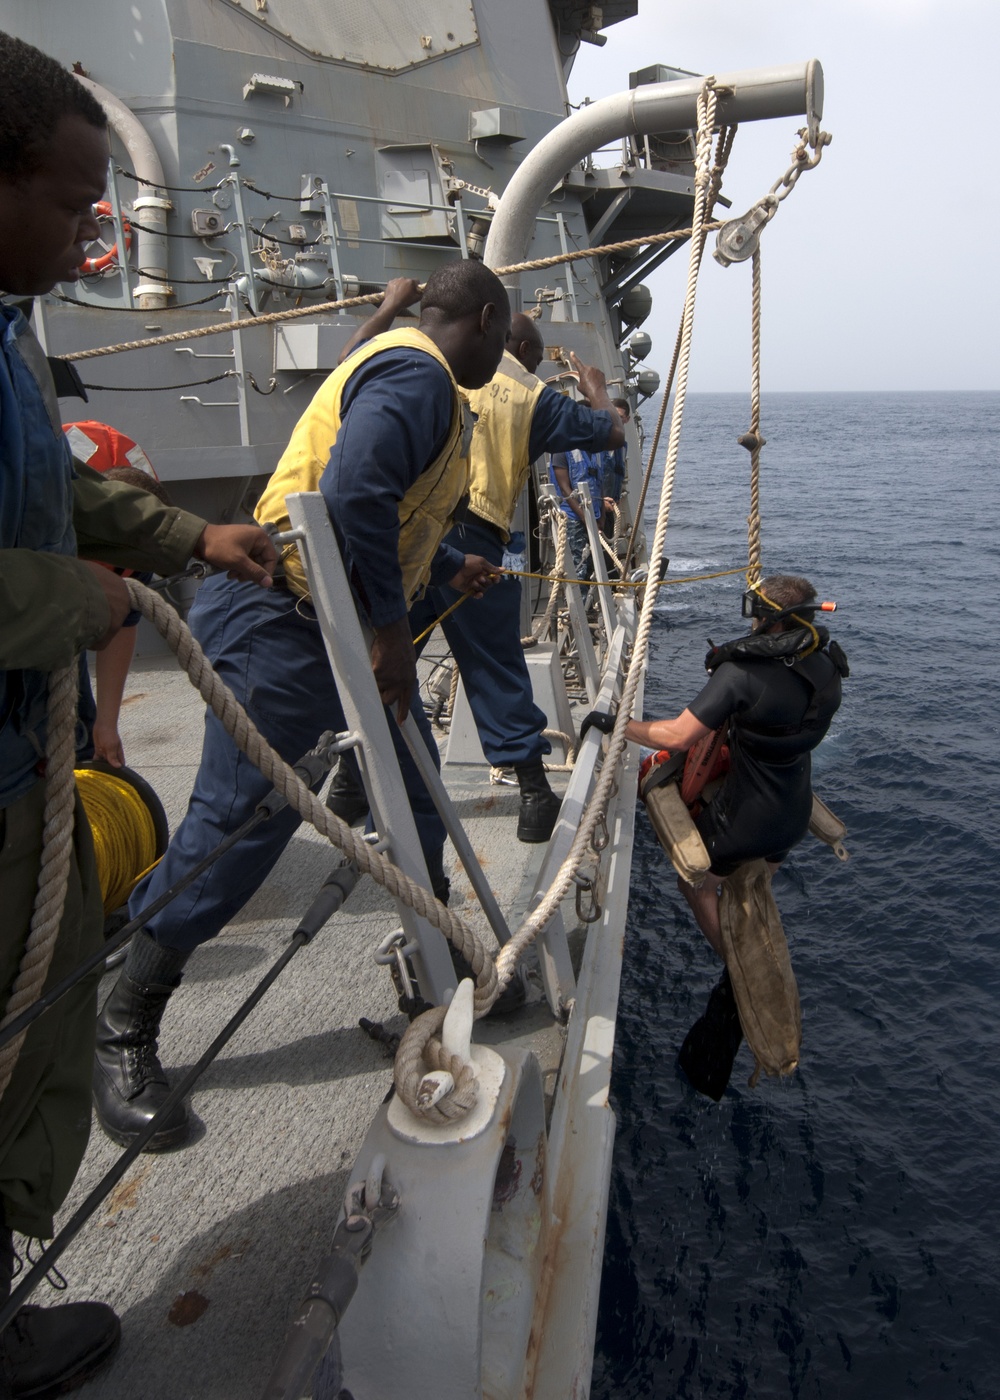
318;346;465;628
0;305;77;804
549;449;605;519
601;444;626;502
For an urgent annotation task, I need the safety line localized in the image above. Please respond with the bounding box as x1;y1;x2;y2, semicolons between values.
504;564;747;589
60;220;723;363
408;563;747;648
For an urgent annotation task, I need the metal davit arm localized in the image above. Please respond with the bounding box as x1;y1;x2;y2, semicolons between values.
73;73;172;309
484;59;824;276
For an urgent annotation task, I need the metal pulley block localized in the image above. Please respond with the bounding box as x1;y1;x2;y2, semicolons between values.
713;199;775;266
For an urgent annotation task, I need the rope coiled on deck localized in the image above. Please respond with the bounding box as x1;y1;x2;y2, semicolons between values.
74;768;160;916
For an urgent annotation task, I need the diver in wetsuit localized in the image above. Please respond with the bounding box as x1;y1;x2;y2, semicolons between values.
621;574;848;1097
624;573;846;954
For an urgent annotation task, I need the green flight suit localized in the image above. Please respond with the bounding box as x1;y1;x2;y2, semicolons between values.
0;461;206;1237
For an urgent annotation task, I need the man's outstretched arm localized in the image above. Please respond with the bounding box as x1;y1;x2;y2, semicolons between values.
625;709;712;751
73;463;276;587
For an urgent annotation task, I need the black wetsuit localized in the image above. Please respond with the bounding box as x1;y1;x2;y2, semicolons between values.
688;628;845;876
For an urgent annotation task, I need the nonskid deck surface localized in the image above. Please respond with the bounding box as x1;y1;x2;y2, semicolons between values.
51;653;570;1399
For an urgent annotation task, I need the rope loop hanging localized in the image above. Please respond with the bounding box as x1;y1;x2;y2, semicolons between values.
745;247;764;587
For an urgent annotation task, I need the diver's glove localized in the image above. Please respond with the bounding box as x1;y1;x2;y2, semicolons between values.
579;707;618;741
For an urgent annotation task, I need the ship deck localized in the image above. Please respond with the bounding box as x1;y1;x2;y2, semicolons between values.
50;646;588;1399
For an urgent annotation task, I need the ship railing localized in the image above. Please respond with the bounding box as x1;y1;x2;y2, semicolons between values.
64;163;587;322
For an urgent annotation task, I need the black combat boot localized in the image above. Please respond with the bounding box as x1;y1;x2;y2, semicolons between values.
92;930;191;1151
0;1209;120;1398
514;760;561;844
325;751;369;826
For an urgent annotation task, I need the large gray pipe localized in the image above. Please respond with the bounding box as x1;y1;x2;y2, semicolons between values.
74;74;172;309
484;59;824;274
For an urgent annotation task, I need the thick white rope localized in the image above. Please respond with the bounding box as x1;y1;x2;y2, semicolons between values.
123;581;499;1007
60;222;726;365
746;247;763;586
490;79;720;992
0;666;78;1100
528;506;570;644
620;123;737;579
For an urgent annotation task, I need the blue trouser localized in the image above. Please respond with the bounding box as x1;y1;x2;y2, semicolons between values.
130;575;445;954
408;518;549;768
565;514;595;592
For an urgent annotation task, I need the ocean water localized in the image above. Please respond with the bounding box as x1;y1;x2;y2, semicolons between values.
591;392;1000;1399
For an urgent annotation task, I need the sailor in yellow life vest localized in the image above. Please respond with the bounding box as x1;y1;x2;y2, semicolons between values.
326;281;625;843
92;260;510;1154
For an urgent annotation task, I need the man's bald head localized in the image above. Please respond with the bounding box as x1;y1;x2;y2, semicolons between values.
506;312;545;375
418;259;510;390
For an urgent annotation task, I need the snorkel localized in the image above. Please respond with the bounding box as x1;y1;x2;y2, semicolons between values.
741;581;837;656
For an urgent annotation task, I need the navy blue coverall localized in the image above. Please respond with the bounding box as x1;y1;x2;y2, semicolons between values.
130;348;464;953
408;392;613;767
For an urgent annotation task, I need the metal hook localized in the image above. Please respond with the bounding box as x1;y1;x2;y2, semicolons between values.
573;873;601;924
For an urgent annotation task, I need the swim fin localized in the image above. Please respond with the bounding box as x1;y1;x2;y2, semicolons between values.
677;968;744;1101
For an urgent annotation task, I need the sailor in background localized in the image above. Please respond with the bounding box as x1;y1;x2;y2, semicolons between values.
94;260;509;1153
621;574;847;1095
326;285;625;842
0;33;276;1393
601;397;631;530
549;441;607;590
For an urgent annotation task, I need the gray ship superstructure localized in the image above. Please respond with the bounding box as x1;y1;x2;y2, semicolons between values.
9;0;690;529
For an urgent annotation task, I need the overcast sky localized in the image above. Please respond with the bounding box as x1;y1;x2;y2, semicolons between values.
568;1;999;393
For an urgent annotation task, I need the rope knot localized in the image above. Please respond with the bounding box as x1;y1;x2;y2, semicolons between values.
393;1004;480;1124
737;431;766;453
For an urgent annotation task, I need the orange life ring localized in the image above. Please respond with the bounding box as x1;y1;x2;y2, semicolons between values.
680;723;730;808
79;201;132;276
62;421;158;580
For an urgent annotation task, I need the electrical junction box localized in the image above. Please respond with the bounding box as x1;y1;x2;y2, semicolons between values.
629;63;699;88
191;208;226;236
469;106;524;142
274;323;351;371
377;145;454;242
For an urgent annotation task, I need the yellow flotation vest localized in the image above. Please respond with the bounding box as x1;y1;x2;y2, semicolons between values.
464;349;545;539
255;327;471;602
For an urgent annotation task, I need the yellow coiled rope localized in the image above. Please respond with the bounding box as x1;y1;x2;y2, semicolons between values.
74;768;161;916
